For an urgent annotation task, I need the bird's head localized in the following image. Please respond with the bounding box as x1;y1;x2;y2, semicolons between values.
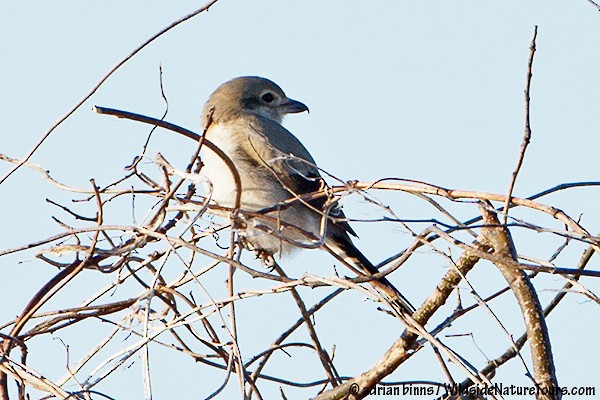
203;76;309;125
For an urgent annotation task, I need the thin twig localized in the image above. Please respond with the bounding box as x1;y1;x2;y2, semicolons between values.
313;236;491;400
586;0;600;11
457;242;595;394
502;26;538;224
272;263;340;387
0;0;221;187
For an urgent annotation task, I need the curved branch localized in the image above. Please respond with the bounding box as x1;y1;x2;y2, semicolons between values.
478;203;559;399
94;105;242;210
313;236;491;400
0;0;221;188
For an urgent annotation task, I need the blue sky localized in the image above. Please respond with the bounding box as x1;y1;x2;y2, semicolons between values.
2;1;600;399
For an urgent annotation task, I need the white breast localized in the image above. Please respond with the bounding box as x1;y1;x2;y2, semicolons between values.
200;122;323;256
200;124;240;208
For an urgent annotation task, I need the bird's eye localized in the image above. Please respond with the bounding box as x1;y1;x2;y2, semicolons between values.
261;92;275;103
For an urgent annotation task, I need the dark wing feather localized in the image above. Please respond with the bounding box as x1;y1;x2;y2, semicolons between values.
248;116;357;237
285;170;358;238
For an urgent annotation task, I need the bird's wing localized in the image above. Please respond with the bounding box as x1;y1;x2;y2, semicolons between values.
242;117;358;238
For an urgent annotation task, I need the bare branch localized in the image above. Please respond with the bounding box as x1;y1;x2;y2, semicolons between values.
478;202;559;399
502;25;538;224
0;0;221;187
314;237;490;400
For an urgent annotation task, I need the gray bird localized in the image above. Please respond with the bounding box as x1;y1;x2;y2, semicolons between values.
200;76;414;314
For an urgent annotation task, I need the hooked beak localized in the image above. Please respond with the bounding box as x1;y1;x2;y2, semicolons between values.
280;98;309;114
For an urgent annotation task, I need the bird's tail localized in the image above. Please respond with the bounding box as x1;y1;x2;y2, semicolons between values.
328;234;415;315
